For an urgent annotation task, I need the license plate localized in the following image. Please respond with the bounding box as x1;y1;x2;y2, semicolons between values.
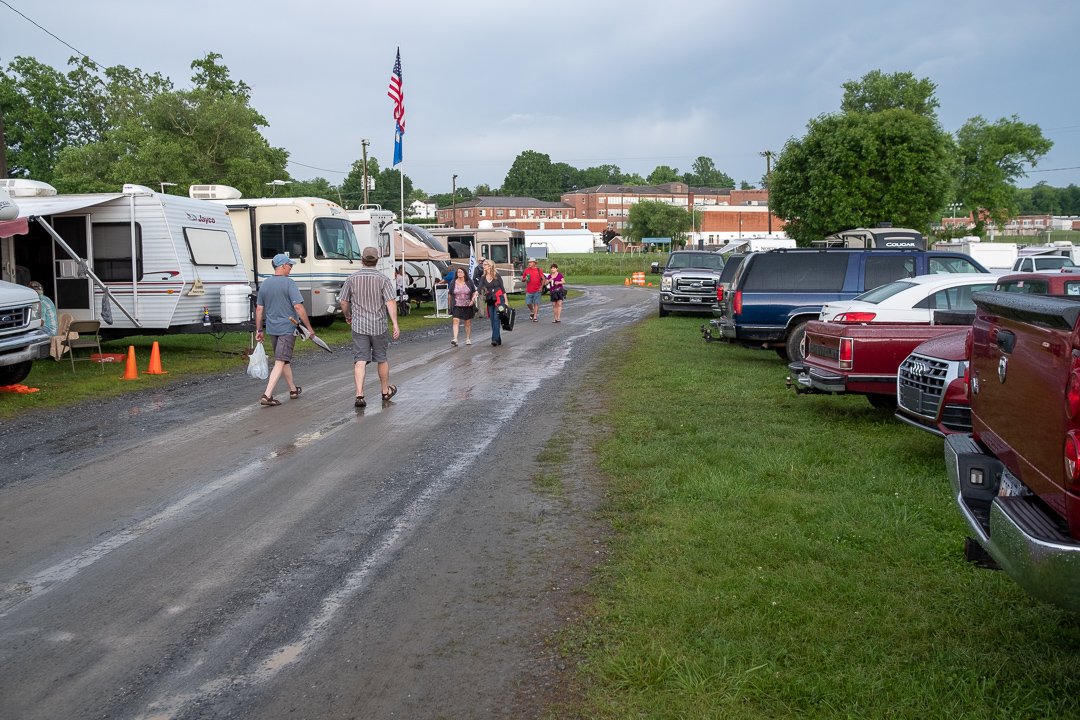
690;297;701;303
999;473;1023;497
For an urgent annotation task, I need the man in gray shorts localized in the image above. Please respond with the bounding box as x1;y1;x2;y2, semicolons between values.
254;253;316;407
338;246;401;407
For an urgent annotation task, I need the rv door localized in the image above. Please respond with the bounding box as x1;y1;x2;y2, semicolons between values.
52;215;93;313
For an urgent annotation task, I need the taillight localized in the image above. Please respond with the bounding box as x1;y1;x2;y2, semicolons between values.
839;337;853;370
835;312;877;324
716;286;725;303
1067;368;1080;419
733;290;742;315
964;329;974;392
1065;431;1080;490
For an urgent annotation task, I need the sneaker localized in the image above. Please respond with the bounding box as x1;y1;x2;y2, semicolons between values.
451;339;458;346
465;338;472;345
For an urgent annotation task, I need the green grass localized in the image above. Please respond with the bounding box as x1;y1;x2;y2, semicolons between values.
563;316;1080;719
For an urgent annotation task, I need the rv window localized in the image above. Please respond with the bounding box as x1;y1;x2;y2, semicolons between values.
486;244;509;264
314;218;360;260
260;223;306;260
185;228;238;266
92;222;143;282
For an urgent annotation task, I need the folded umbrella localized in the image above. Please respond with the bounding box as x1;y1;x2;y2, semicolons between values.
291;317;333;352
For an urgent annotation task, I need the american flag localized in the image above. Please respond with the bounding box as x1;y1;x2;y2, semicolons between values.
388;47;404;166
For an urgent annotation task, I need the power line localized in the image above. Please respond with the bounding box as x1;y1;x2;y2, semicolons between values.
0;0;100;70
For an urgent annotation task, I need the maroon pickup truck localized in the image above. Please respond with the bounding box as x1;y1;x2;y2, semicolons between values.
946;290;1080;610
788;313;973;409
898;271;1080;436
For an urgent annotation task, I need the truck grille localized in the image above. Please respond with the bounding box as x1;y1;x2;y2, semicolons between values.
673;275;717;296
897;354;949;418
0;305;30;331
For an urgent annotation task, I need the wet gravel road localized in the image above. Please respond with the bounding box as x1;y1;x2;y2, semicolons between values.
0;285;653;720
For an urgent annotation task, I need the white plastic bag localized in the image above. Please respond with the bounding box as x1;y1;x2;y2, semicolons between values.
247;342;268;380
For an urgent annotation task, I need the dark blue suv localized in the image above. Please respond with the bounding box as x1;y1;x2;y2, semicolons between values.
711;248;989;361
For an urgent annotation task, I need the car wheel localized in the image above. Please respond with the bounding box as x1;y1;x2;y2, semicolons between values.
658;304;669;318
785;321;808;363
0;360;32;386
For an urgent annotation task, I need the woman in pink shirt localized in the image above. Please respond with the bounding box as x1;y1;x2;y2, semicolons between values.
546;263;567;323
448;267;478;346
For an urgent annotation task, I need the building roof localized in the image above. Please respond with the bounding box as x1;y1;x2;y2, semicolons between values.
442;196;572;210
567;183;734;196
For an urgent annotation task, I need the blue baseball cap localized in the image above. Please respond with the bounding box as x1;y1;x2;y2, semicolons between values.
272;253;296;268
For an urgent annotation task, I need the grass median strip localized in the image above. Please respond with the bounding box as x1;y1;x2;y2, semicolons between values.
565;316;1080;719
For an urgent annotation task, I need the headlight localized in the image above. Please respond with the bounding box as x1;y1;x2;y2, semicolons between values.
28;300;42;322
661;277;672;291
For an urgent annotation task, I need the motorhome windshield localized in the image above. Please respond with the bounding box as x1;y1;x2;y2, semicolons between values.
315;217;361;260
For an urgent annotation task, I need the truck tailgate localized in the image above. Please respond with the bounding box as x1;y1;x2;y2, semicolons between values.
804;321;965;376
970;293;1080;513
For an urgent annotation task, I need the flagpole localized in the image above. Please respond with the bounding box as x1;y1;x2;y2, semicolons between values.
398;169;404;296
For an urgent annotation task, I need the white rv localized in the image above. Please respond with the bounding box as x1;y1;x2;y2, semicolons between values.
931;237;1019;270
426;226;526;292
0;180;253;336
194;185;366;323
346;205;398;282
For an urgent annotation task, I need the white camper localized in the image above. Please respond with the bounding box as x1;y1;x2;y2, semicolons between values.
195;185;366;323
346;205;397;282
931;237;1018;270
427;226;526;292
523;228;596;254
0;180;253;336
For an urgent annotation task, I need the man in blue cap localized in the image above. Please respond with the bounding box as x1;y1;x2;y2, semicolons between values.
254;253;316;406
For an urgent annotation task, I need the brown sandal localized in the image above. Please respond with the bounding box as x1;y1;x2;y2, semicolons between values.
289;386;302;399
354;395;367;408
381;385;398;403
260;394;281;407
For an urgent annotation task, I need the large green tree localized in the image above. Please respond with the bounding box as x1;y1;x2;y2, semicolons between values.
626;200;695;245
647;165;680;185
840;70;940;117
685;156;735;188
52;53;287;196
770;108;953;243
954;115;1053;230
502;150;561;200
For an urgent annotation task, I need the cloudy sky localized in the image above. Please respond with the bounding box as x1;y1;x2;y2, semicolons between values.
2;0;1078;197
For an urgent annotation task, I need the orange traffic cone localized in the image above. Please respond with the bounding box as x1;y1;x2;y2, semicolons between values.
120;346;139;380
146;341;167;375
624;277;630;286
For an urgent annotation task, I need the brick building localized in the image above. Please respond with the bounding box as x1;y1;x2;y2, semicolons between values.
435;196;575;229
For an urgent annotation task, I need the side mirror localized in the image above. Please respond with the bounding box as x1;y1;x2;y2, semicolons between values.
650;262;661;274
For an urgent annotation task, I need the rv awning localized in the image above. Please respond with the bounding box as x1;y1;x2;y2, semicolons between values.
0;218;28;237
394;231;451;261
9;193;126;221
717;240;749;254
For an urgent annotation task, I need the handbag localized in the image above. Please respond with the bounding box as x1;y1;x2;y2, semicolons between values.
247;342;269;380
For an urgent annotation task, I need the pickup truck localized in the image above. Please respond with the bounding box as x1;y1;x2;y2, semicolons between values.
658;250;725;317
0;278;51;385
945;290;1080;610
897;271;1080;437
709;248;988;361
788;312;973;409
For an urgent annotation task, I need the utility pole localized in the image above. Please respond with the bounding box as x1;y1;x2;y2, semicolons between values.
451;174;458;228
760;150;774;235
361;139;370;207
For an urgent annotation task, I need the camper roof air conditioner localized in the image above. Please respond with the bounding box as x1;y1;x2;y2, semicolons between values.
189;184;243;200
0;178;58;197
123;183;156;195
